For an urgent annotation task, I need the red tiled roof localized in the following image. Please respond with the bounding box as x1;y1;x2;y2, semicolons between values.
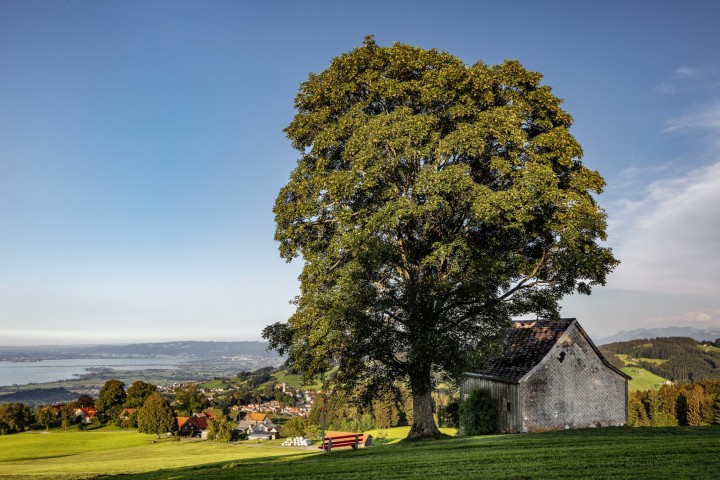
246;412;267;422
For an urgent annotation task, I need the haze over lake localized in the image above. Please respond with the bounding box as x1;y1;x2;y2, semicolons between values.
0;358;187;387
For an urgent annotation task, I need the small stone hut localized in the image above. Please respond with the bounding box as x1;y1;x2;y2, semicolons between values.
462;318;629;433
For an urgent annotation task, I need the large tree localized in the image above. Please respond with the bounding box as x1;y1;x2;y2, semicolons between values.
95;380;126;422
173;384;207;416
137;392;178;436
124;381;158;408
0;402;32;435
264;37;618;439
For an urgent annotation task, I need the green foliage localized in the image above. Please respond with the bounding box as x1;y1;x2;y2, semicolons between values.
304;423;321;439
264;37;617;439
279;416;308;437
173;384;207;416
137;392;178;436
628;396;649;427
207;416;233;443
439;398;460;428
95;380;126;422
372;389;400;429
0;402;33;435
459;390;497;435
124;381;158;408
601;337;720;382
629;380;720;427
34;406;57;430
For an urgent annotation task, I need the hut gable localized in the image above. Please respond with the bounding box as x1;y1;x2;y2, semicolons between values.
462;318;629;433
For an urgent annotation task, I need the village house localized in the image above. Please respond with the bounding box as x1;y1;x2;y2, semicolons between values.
233;411;279;440
72;407;98;423
177;414;209;439
118;408;137;421
462;318;629;433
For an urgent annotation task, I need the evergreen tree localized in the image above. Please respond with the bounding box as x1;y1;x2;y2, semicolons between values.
628;396;649;427
687;385;704;426
372;389;400;429
711;398;720;425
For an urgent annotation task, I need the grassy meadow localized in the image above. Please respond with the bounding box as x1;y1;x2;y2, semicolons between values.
1;426;718;479
616;354;669;391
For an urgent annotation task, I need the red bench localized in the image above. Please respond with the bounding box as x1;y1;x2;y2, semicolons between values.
318;433;362;453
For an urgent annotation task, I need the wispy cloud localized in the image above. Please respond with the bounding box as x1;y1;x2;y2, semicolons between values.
664;102;720;133
643;309;720;327
607;161;720;296
675;66;703;79
655;66;719;95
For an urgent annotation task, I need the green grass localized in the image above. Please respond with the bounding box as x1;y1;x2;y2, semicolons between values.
615;354;669;390
199;379;231;389
0;429;311;479
364;426;457;444
616;354;637;367
699;344;720;353
621;366;669;391
0;428;155;463
3;426;717;480
271;371;322;390
636;357;668;365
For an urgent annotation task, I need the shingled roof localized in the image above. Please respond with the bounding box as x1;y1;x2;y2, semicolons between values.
473;318;576;382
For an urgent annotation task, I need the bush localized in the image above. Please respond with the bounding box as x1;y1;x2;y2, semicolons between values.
459;390;497;436
279;416;308;438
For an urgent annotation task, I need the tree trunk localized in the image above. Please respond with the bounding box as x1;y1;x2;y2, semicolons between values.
407;367;441;440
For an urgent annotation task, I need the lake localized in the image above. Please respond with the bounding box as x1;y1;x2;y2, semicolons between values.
0;357;188;387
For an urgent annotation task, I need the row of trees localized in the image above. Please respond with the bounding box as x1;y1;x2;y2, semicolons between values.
628;380;720;427
0;379;210;436
278;383;460;439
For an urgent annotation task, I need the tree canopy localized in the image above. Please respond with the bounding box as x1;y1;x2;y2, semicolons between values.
95;380;126;422
173;384;207;416
137;392;177;436
264;37;618;439
0;402;32;435
125;381;158;408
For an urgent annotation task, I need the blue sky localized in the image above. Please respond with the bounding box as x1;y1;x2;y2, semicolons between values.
1;0;719;345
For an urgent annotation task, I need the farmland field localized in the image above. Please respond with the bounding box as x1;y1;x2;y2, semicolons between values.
621;366;668;391
1;426;718;479
615;354;669;390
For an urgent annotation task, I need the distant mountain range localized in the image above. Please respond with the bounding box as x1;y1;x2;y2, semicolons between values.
0;341;280;361
595;327;720;346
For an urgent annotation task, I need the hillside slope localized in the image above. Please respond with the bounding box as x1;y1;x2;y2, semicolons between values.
600;337;720;383
3;427;717;480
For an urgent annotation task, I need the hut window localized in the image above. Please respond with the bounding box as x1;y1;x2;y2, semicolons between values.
558;351;566;363
507;401;512;412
